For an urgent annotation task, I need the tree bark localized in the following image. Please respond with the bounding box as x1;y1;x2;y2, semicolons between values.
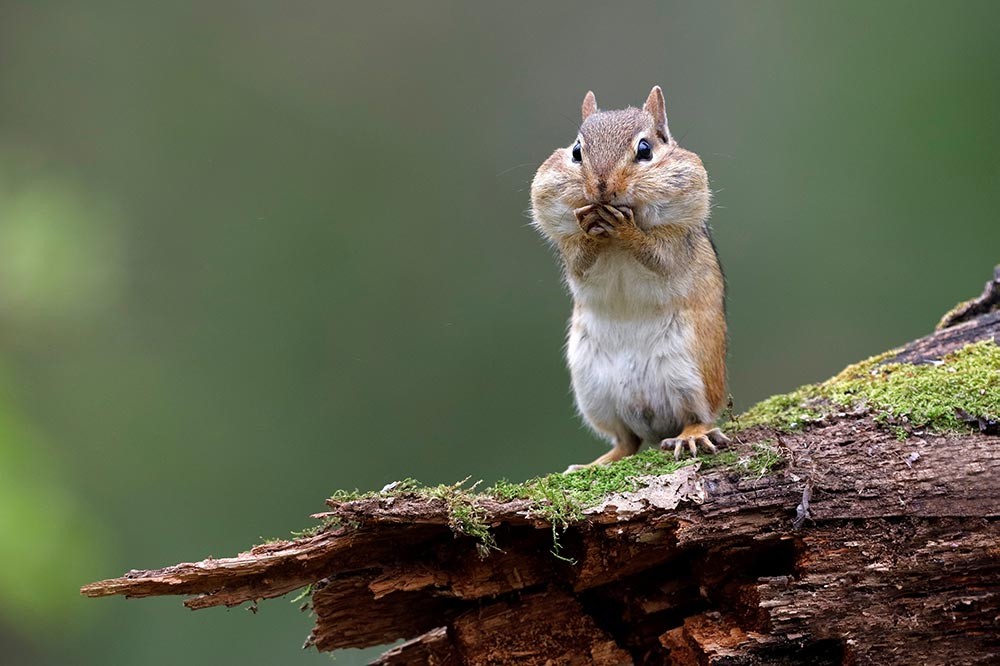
81;267;1000;665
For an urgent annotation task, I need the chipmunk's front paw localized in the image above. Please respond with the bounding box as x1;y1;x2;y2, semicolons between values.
574;204;635;238
574;204;611;237
660;425;731;460
596;204;635;230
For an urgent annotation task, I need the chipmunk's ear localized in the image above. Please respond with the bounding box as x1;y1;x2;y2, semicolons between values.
581;91;598;121
643;85;672;142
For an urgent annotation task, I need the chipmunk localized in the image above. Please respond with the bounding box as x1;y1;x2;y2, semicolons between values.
531;86;730;470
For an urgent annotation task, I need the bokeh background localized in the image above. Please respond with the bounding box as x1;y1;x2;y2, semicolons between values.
1;2;998;664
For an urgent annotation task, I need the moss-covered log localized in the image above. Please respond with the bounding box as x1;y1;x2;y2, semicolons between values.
81;267;1000;665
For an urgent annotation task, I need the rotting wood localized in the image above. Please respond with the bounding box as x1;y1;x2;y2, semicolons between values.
82;266;1000;665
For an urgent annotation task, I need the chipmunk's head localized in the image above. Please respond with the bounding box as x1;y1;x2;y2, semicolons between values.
531;86;710;239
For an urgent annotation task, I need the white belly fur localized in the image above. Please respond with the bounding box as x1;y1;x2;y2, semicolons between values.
566;249;708;444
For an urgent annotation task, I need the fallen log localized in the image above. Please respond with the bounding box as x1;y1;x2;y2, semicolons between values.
82;266;1000;665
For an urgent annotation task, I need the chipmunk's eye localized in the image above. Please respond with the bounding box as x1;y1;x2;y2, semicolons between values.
636;138;653;161
571;141;582;163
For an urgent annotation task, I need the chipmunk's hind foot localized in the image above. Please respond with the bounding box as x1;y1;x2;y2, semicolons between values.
660;424;731;460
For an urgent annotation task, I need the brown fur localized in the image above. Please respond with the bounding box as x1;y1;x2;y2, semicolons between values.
683;227;728;415
557;232;603;281
581;90;598;121
642;85;672;141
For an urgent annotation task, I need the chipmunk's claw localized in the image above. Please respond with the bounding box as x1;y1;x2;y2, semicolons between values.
660;427;730;460
704;427;732;447
574;204;611;237
662;435;715;460
588;223;614;238
597;205;634;226
575;204;635;237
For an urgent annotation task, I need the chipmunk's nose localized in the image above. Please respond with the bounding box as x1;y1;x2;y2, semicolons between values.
595;180;622;204
585;171;621;203
587;177;617;203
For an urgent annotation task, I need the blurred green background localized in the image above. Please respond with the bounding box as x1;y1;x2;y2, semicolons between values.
1;1;997;664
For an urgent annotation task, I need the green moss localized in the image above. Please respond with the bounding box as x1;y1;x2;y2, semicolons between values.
323;478;498;555
289;584;312;605
492;442;782;527
448;500;496;556
327;478;422;503
305;442;784;557
733;340;1000;435
419;478;498;555
732;388;826;431
736;441;783;477
490;449;697;528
